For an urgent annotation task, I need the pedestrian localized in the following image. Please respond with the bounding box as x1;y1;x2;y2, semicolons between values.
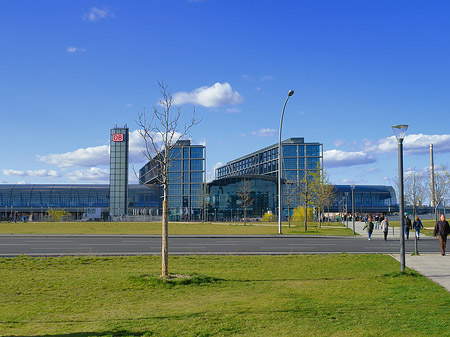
404;214;412;240
413;216;424;240
381;216;389;241
433;214;450;256
363;216;374;240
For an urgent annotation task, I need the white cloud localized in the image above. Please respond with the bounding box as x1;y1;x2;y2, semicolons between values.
37;145;110;168
83;7;114;22
68;168;109;182
368;134;450;154
334;139;347;147
260;75;274;81
324;149;376;168
66;46;85;53
225;107;242;114
173;82;243;108
251;128;277;137
35;129;188;169
2;169;60;178
208;161;224;182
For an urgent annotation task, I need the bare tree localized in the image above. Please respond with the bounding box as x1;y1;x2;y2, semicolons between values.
137;81;200;277
404;167;426;217
310;167;335;228
237;179;253;225
285;182;299;227
298;171;314;231
433;164;450;210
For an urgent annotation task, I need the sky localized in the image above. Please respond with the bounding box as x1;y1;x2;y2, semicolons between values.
1;0;450;201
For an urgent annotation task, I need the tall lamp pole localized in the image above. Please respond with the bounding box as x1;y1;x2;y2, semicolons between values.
345;192;349;228
392;124;408;272
351;185;355;235
278;89;295;234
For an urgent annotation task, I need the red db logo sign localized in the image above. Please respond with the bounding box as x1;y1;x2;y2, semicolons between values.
112;134;124;142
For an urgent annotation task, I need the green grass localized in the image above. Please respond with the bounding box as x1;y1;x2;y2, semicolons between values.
1;255;450;336
0;221;355;236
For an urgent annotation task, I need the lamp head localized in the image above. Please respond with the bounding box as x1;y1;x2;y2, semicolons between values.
288;90;294;97
392;124;409;140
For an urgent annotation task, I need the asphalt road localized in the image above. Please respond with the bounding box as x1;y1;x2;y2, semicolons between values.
0;235;441;256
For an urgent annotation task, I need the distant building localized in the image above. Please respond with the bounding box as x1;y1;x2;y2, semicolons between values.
216;138;322;182
109;125;129;218
139;140;205;221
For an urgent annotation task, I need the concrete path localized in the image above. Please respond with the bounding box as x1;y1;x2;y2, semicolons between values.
350;220;450;292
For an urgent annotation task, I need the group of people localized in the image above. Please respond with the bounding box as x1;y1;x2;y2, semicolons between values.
363;215;390;241
362;213;425;241
361;213;450;256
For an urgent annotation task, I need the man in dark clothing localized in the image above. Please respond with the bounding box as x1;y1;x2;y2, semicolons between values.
434;214;450;256
404;214;412;240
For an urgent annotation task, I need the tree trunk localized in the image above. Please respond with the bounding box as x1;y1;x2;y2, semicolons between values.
244;207;247;225
318;207;322;228
161;187;169;277
304;201;308;231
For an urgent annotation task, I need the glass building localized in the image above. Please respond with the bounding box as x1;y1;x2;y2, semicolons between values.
139;140;206;221
204;179;397;220
0;184;159;221
216;138;323;183
206;175;277;221
110;125;129;217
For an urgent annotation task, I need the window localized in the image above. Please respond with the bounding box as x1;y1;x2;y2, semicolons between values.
283;145;297;157
283;158;297;169
190;160;203;171
190;147;204;159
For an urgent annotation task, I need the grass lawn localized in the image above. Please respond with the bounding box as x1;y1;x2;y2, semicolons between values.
1;254;450;336
0;221;355;236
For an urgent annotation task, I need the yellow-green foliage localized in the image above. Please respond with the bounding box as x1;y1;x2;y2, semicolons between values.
291;206;313;222
46;209;70;222
262;212;275;222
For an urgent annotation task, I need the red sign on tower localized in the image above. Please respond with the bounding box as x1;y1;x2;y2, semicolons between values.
112;134;124;142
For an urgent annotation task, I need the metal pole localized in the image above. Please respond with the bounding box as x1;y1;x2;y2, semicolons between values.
351;186;355;235
398;139;406;272
278;90;294;234
345;192;349;228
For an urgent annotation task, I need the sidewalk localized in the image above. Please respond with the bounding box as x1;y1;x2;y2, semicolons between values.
350;220;450;292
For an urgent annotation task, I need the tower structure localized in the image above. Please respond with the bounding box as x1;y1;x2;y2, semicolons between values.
110;125;129;218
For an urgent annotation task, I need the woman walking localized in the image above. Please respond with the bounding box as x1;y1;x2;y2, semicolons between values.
381;216;389;241
363;216;375;240
413;216;424;240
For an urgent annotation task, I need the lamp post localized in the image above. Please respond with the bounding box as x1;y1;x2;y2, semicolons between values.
351;185;355;235
278;89;295;234
392;124;408;272
345;192;349;228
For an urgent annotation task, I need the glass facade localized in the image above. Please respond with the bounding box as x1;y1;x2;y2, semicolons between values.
206;175;278;221
215;138;322;183
110;126;129;217
139;140;205;221
0;184;159;219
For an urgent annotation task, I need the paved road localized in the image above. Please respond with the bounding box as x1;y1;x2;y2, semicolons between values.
0;234;440;256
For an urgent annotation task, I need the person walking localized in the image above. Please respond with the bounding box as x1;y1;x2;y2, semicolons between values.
434;214;450;256
363;216;375;240
375;214;380;230
381;216;389;241
404;214;412;240
413;216;424;240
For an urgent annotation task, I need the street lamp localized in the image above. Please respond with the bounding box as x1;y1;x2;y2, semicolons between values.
392;124;408;272
351;185;355;235
278;89;295;234
345;192;349;228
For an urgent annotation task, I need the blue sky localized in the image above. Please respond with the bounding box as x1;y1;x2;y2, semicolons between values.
1;0;450;201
